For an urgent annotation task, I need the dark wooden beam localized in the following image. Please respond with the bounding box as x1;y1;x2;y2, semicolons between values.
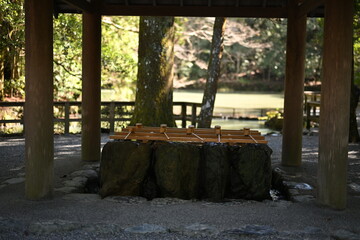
318;0;353;210
281;0;307;167
298;0;324;16
262;0;267;8
62;0;94;13
101;5;288;18
82;10;102;162
25;0;54;200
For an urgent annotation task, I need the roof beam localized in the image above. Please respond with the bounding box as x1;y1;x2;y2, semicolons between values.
101;5;288;18
262;0;267;8
61;0;94;13
298;0;324;17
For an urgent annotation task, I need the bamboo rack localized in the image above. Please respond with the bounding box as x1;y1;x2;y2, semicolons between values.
110;123;267;144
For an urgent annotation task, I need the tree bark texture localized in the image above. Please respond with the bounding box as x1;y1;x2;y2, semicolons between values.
131;16;176;127
349;58;360;143
198;17;226;128
0;58;4;101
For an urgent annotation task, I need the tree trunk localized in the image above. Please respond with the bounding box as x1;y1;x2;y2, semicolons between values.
198;17;226;128
349;57;360;142
0;55;4;101
131;16;176;127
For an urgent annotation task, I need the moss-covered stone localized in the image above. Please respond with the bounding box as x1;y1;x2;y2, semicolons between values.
154;142;201;199
228;144;272;200
99;141;151;198
201;143;229;201
100;141;273;201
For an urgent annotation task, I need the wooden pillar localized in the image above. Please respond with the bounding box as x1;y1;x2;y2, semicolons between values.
109;102;115;133
181;103;187;128
318;0;353;210
24;0;54;199
82;10;101;162
281;1;307;167
64;102;70;134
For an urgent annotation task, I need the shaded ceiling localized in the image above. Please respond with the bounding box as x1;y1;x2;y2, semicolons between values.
54;0;325;18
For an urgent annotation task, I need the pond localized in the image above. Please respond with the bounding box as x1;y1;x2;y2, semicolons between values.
173;90;284;110
173;90;284;134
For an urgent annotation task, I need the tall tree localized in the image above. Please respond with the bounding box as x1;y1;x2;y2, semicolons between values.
349;0;360;143
131;16;176;127
0;0;25;100
198;17;226;128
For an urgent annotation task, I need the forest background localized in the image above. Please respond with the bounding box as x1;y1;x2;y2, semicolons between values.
2;0;354;102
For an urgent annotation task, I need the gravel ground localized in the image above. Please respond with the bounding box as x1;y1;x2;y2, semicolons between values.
0;132;360;239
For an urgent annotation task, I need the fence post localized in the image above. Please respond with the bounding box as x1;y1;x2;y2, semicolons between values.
311;94;316;116
191;104;197;126
64;102;70;134
109;102;115;133
181;103;187;128
260;109;265;117
306;102;311;130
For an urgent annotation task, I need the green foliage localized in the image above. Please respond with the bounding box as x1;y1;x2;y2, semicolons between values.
0;0;24;51
174;17;324;89
0;0;25;99
247;18;287;81
53;15;140;101
53;14;83;100
1;0;358;98
354;0;360;86
101;16;139;100
305;18;323;82
264;110;283;131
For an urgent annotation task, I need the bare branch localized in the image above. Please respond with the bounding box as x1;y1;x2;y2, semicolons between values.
53;60;81;78
102;17;139;33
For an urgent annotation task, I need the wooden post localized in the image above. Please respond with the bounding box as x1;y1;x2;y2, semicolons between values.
24;0;54;200
191;103;197;126
82;9;101;162
243;128;250;136
281;1;307;167
306;103;311;130
187;125;195;134
109;102;115;133
311;94;316;116
181;103;187;128
215;125;221;142
318;0;353;210
64;101;70;134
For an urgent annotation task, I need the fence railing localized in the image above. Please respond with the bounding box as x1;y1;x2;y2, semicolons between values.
304;91;321;130
0;101;202;134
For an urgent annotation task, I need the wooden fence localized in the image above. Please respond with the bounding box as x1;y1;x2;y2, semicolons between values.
304;91;321;130
1;93;329;134
0;101;201;134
